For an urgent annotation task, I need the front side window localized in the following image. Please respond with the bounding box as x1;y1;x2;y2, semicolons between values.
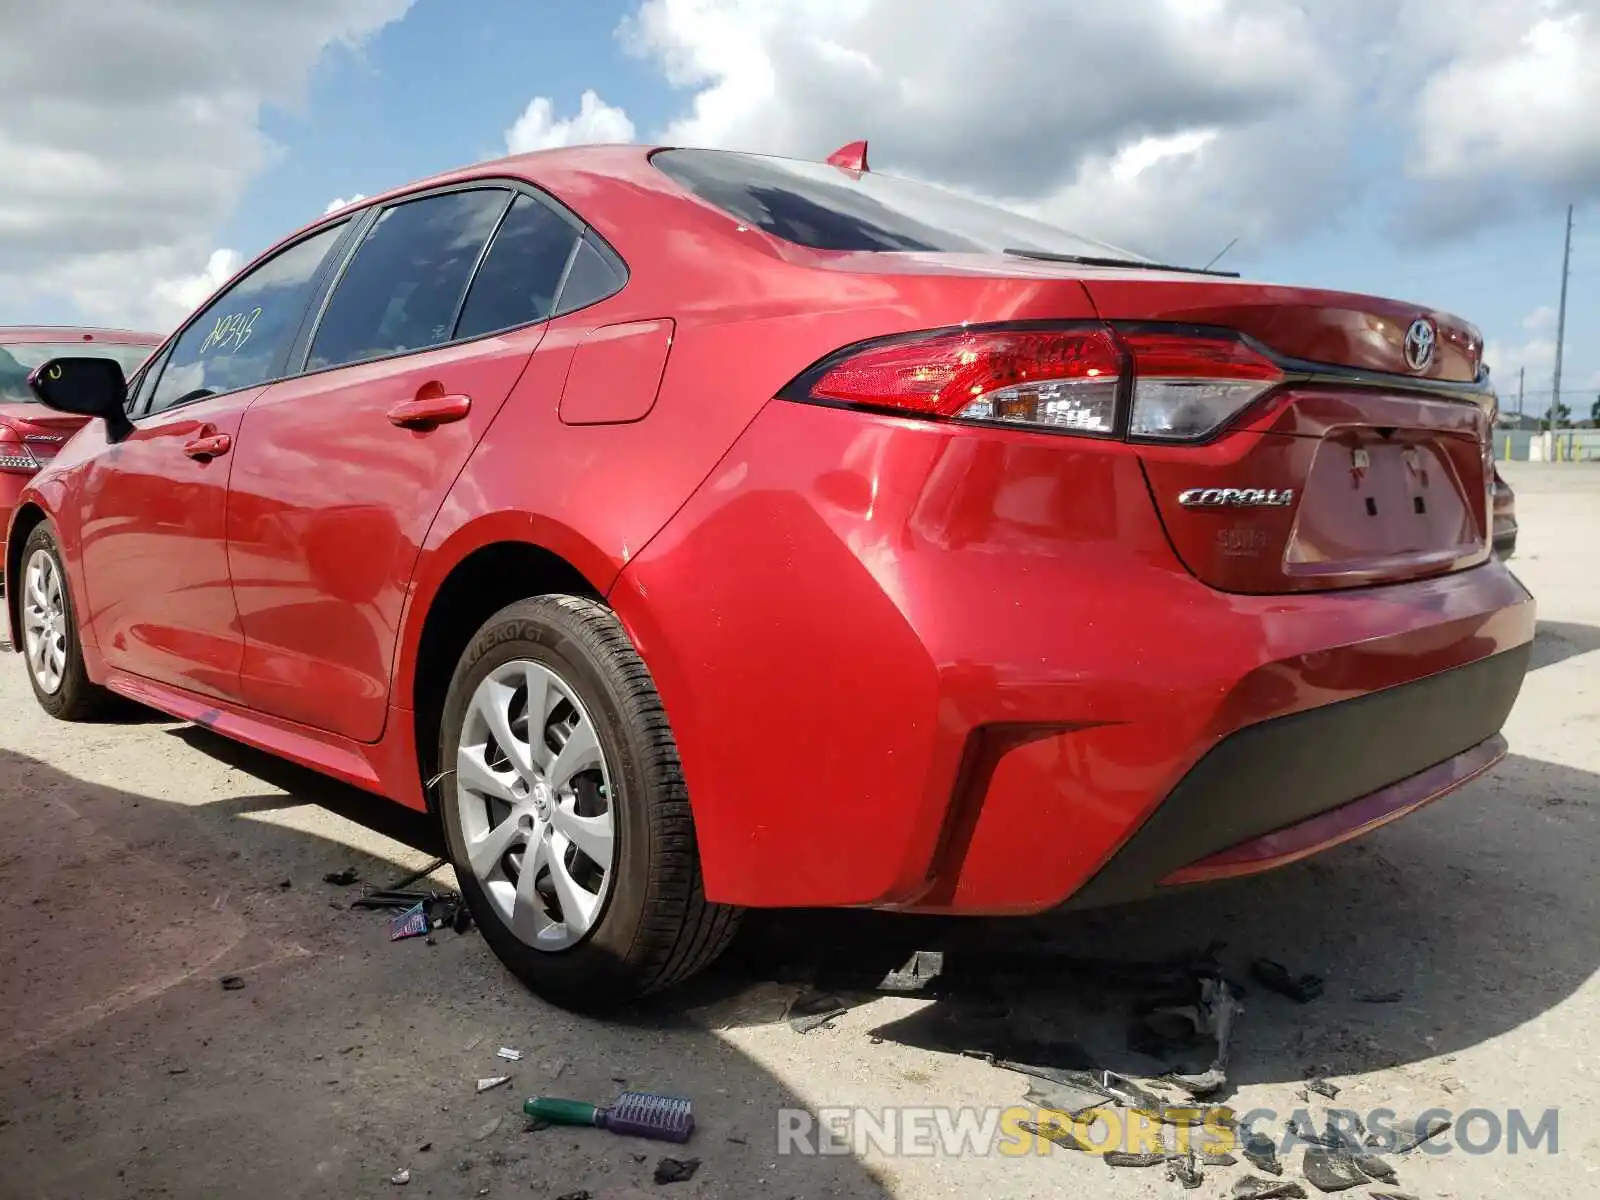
0;341;156;404
308;188;510;371
652;148;1149;262
150;221;350;413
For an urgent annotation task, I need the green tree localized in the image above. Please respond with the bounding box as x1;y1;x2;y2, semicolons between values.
1540;401;1572;431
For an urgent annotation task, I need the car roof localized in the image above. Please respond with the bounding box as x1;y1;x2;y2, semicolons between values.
323;144;667;217
0;325;165;344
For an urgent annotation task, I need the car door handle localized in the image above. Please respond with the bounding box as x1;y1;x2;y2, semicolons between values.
386;393;471;430
183;433;231;460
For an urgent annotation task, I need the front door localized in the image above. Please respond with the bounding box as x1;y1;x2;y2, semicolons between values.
77;217;357;700
226;185;585;742
78;390;259;699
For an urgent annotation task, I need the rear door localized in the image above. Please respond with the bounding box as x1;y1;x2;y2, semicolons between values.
226;184;590;741
77;221;354;698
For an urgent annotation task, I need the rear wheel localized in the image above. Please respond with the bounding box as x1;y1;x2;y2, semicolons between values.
18;521;112;721
437;594;740;1010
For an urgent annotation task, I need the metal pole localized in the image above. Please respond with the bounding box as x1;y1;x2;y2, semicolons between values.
1517;366;1524;416
1550;204;1573;431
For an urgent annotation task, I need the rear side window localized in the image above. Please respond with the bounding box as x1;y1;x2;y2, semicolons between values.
652;148;1147;261
309;188;510;371
553;235;626;317
150;221;349;412
454;194;581;339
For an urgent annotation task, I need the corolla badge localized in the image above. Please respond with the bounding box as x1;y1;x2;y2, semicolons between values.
1403;317;1436;373
1178;487;1296;509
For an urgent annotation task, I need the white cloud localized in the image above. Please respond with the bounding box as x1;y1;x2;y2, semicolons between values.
615;0;1600;257
1413;12;1600;192
324;193;367;214
1484;303;1562;409
148;249;246;325
1523;305;1559;333
0;0;414;329
505;89;636;155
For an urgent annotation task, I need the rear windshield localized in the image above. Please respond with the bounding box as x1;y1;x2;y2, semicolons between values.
0;341;154;403
652;148;1149;262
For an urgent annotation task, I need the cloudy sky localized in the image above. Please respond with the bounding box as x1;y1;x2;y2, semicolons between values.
3;0;1596;416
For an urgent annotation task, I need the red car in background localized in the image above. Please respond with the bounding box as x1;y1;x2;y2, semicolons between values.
1;328;162;581
5;145;1535;1010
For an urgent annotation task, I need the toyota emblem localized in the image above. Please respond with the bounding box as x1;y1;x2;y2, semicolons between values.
1403;317;1436;373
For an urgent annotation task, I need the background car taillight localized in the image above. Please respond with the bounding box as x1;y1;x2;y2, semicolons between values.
785;323;1285;442
0;424;41;474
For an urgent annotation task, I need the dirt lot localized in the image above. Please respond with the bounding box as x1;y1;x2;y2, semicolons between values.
2;460;1596;1200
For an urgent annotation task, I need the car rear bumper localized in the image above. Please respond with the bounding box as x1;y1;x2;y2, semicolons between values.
1055;647;1525;910
614;400;1537;914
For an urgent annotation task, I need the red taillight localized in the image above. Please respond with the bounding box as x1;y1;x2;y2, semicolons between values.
788;324;1283;441
0;425;40;475
808;327;1124;433
1121;331;1283;440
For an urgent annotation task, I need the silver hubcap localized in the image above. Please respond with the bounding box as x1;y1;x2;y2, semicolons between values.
21;548;68;695
455;660;616;951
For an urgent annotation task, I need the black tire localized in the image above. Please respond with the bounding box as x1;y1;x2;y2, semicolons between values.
437;594;741;1010
17;521;113;721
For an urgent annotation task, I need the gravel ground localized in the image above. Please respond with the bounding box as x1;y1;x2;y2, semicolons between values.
1;460;1596;1200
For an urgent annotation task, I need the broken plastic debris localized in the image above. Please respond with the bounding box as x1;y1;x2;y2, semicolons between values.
389;1168;410;1186
1305;1076;1340;1100
1288;1115;1341;1148
323;868;359;886
1202;1149;1239;1166
1370;1112;1452;1154
1232;1177;1308;1199
1103;1151;1165;1167
652;1156;700;1184
219;975;246;991
787;991;849;1034
878;949;945;993
381;855;447;892
1351;1148;1397;1182
1251;959;1324;1004
1166;1150;1204;1189
497;1047;523;1061
476;1076;511;1093
1242;1130;1284;1176
1016;1119;1091;1152
1163;976;1239;1097
1301;1147;1366;1192
1366;1192;1419;1200
1023;1080;1110;1118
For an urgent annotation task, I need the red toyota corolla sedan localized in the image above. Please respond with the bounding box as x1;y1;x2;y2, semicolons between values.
1;327;162;582
5;144;1535;1009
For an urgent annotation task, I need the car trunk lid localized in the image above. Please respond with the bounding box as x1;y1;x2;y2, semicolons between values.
1079;274;1494;594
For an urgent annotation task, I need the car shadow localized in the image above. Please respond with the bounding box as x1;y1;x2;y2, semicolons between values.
162;721;1600;1104
0;744;894;1200
652;752;1600;1098
167;723;445;855
11;701;1595;1196
1529;619;1600;671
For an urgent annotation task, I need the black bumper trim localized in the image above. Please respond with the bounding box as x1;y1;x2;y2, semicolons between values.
1061;642;1532;910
